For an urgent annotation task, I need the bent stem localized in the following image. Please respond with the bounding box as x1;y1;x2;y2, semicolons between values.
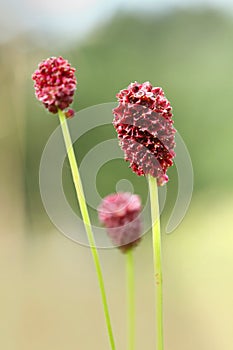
58;109;116;350
148;175;164;350
126;248;135;350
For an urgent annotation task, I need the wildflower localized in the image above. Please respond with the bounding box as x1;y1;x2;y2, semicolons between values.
32;56;77;114
98;192;142;252
113;81;176;185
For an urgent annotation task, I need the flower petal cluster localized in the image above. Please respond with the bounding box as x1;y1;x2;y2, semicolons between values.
113;81;176;185
32;56;77;114
98;192;142;252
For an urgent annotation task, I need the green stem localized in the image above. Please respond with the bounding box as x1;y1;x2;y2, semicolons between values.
58;109;116;350
126;248;135;350
148;175;164;350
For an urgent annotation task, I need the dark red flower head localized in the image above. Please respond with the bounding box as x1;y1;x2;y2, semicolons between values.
32;56;77;114
98;192;142;252
113;81;176;186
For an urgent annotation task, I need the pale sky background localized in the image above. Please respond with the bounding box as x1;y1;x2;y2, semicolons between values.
0;0;233;44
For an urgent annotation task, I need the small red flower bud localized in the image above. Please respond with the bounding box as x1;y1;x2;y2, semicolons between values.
98;192;142;252
32;56;77;114
65;109;75;118
113;81;176;186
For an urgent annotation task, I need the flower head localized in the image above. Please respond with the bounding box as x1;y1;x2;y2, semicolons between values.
113;81;176;186
32;56;77;114
98;192;142;252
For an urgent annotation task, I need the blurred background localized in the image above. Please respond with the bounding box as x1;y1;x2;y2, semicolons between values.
1;0;233;349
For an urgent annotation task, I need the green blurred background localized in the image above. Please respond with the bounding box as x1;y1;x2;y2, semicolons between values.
1;1;233;349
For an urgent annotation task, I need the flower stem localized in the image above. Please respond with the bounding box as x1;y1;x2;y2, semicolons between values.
148;175;164;350
126;248;135;350
58;109;116;350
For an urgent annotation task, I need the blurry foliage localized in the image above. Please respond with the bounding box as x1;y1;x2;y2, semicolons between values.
1;9;233;228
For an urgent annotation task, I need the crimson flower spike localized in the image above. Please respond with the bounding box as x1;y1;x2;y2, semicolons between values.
113;81;176;186
98;192;142;252
32;56;76;115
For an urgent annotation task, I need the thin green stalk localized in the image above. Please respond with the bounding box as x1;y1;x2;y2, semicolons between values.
148;175;163;350
58;109;116;350
126;248;135;350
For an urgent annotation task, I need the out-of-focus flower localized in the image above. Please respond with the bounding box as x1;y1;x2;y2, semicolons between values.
32;56;77;114
98;192;142;252
113;81;176;186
